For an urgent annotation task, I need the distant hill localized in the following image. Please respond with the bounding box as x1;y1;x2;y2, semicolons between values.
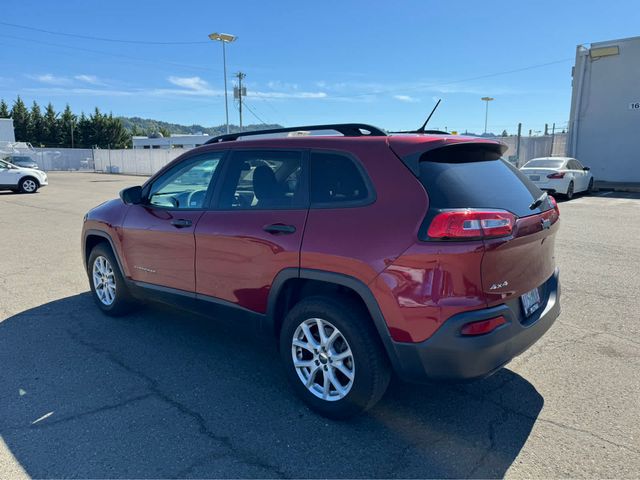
118;116;283;136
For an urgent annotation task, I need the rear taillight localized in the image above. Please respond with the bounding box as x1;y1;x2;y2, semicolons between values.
548;195;560;217
460;316;507;336
547;172;565;179
427;209;516;240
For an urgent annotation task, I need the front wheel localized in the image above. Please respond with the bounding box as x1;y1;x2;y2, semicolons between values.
19;177;39;193
280;296;391;419
88;243;136;316
587;177;594;194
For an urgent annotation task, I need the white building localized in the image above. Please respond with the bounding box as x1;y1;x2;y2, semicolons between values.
132;133;211;150
567;36;640;183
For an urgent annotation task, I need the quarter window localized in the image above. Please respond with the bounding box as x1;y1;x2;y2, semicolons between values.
147;153;224;209
310;152;370;205
218;150;304;209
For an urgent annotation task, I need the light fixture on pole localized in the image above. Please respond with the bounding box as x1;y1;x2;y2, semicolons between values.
209;32;237;134
481;96;494;134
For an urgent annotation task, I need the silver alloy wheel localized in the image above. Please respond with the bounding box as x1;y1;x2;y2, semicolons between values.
22;179;37;192
92;255;116;306
291;318;355;401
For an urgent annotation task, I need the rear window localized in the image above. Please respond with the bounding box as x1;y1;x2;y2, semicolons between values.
524;159;564;169
418;144;549;218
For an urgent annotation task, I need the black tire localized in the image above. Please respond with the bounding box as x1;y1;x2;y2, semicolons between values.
280;295;391;419
87;243;136;316
18;176;39;194
565;181;574;200
587;177;594;194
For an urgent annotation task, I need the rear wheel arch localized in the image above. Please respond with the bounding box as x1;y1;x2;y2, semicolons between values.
267;269;402;371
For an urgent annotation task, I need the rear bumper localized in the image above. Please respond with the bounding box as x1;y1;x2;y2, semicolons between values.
391;268;560;382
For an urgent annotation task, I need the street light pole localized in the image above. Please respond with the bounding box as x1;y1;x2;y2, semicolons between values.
481;96;494;134
208;32;237;134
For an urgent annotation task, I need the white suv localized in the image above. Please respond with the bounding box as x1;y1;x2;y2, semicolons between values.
0;158;48;193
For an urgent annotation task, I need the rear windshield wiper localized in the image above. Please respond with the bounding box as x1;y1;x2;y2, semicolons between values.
529;191;548;210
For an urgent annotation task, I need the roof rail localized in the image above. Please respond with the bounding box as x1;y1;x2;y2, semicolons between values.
204;123;386;144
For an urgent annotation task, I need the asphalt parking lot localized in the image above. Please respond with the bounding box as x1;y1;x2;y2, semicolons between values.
1;171;639;478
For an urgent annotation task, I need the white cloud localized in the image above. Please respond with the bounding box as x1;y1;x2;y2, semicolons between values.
167;76;210;91
393;94;419;103
26;73;72;86
74;74;106;86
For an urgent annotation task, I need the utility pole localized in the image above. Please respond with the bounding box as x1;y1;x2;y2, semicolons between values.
234;72;247;132
481;97;494;134
208;33;237;134
516;122;522;167
549;122;556;156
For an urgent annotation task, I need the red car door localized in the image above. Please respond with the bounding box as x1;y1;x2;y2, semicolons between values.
194;149;308;313
120;151;225;292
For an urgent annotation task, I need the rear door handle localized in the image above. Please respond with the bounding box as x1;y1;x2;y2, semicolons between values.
263;223;296;235
171;218;193;228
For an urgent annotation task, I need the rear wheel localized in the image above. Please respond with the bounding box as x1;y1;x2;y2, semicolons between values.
280;296;391;419
88;243;136;316
565;181;574;200
19;177;39;193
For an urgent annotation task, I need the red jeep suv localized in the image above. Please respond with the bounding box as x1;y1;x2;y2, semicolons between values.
82;123;561;419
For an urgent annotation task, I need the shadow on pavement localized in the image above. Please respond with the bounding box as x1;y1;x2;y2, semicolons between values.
0;293;543;478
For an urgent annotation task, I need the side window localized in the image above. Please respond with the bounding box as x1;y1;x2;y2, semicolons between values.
147;152;224;209
310;151;371;206
567;160;579;170
218;150;304;209
573;159;584;170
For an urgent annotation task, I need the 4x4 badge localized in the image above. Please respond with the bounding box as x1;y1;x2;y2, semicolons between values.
490;281;509;290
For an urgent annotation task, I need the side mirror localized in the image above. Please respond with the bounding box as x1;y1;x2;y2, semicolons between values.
583;166;591;171
120;185;143;205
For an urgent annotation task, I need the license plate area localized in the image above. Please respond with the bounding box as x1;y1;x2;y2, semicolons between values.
529;175;540;181
521;287;541;317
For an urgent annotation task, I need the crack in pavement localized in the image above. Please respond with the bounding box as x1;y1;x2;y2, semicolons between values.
65;327;288;478
449;383;640;457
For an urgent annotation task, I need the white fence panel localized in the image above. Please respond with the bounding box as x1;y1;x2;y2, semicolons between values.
93;148;188;175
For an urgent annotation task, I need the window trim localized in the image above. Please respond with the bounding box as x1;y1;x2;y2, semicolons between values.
209;148;309;211
141;150;228;211
308;149;377;209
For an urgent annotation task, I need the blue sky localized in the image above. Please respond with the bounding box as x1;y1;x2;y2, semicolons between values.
1;0;638;133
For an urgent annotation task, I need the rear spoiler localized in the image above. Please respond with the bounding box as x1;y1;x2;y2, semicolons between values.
390;140;508;177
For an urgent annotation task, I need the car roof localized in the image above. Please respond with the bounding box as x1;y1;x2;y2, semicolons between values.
192;133;505;157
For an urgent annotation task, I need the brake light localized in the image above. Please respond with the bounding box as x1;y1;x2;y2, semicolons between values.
460;316;507;336
547;172;565;179
548;195;560;216
427;210;516;239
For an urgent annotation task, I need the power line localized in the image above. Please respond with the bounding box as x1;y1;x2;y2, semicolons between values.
0;33;217;73
242;101;269;125
0;21;209;45
327;58;574;99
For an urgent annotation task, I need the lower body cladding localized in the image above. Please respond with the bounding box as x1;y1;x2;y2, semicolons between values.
390;268;560;382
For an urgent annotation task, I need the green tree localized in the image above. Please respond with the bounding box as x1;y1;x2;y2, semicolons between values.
158;126;171;138
43;103;61;146
75;113;87;147
59;104;76;148
11;96;30;141
501;129;508;137
102;112;131;148
0;99;9;118
29;101;45;145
